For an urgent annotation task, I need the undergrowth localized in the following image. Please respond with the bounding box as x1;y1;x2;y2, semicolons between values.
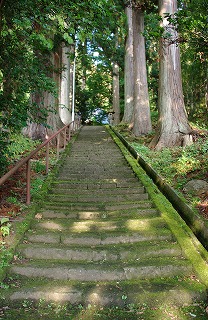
115;123;208;217
0;133;57;240
7;133;40;163
131;138;208;185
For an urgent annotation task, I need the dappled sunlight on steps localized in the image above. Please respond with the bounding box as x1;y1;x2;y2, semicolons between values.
1;126;207;308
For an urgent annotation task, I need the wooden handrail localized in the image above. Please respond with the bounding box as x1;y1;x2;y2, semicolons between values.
0;119;81;204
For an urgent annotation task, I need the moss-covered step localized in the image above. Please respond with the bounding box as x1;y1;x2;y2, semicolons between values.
17;241;183;262
24;228;174;245
51;180;143;190
30;216;169;234
37;207;159;219
42;200;154;212
49;186;145;195
59;168;134;178
58;167;134;174
1;277;206;307
9;257;193;281
45;192;149;203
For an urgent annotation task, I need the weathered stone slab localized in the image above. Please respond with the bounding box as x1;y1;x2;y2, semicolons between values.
183;179;208;195
11;265;125;281
124;263;192;280
105;202;153;210
46;193;149;203
19;246;117;262
26;232;61;244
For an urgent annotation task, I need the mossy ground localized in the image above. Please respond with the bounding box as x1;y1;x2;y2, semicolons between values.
0;301;207;319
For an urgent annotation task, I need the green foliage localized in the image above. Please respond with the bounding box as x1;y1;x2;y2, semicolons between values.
0;0;207;172
76;57;112;121
6;196;19;205
0;130;10;174
7;134;39;161
0;218;11;238
132;137;208;188
31;160;46;174
0;133;40;175
31;177;45;199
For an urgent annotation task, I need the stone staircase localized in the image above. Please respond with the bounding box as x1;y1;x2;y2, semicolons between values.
2;126;207;307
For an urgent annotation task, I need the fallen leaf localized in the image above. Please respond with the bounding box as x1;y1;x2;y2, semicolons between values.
35;213;42;220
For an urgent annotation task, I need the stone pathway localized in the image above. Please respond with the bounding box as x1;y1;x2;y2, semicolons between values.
1;126;207;307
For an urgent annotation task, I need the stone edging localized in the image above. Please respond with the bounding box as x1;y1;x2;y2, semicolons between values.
108;126;208;251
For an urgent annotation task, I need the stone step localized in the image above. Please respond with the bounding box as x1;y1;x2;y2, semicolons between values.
26;228;173;245
64;157;125;163
58;167;134;173
63;165;126;171
55;177;139;183
17;241;182;262
5;278;206;306
10;258;192;281
51;181;143;190
43;200;155;212
31;217;168;233
45;193;149;203
58;174;136;180
50;186;145;195
50;186;145;197
39;208;159;219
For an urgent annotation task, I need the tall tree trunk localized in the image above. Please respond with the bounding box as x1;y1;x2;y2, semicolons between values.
22;93;46;141
132;6;152;136
150;0;192;149
46;45;69;146
123;4;134;125
112;61;120;124
69;44;75;118
59;43;72;125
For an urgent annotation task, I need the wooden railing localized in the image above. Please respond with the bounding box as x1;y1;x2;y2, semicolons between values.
0;120;81;205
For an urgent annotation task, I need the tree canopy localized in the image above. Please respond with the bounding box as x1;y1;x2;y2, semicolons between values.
0;0;207;173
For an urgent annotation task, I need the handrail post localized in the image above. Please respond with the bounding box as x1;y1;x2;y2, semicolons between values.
0;122;79;206
64;127;67;149
26;159;31;205
57;133;60;159
46;143;49;174
68;123;71;141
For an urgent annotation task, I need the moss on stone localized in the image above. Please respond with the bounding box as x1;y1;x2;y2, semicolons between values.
107;126;208;288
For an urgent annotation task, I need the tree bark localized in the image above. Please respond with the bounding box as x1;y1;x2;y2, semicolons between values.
23;44;70;145
59;43;72;125
69;44;75;118
132;6;152;136
112;61;120;124
123;4;134;125
150;0;192;149
46;45;67;146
